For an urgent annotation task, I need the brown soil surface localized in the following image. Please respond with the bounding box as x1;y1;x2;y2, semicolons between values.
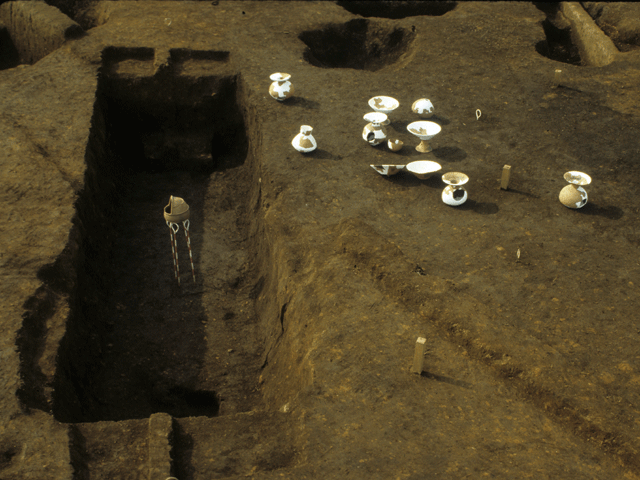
3;1;640;479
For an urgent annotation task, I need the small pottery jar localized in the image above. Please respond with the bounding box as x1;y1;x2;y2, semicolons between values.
412;98;435;118
387;138;403;152
269;72;294;101
559;171;591;209
292;125;317;153
164;196;190;223
362;112;388;146
442;172;469;206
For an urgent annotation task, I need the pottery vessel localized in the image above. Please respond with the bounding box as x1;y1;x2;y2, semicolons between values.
559;171;591;209
363;112;389;146
368;96;399;118
164;195;190;223
269;72;294;101
441;172;469;206
407;120;441;152
406;160;442;180
292;125;317;153
387;138;403;152
412;98;435;118
370;164;405;176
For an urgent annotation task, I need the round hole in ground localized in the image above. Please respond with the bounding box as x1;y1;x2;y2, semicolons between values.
533;3;582;65
299;19;415;71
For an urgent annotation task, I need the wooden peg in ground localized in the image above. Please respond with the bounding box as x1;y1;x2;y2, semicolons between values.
412;337;427;374
501;165;511;190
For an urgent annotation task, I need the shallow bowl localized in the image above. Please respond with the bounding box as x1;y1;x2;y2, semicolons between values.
442;172;469;186
406;160;442;179
270;72;291;82
407;121;441;140
368;96;399;115
363;112;388;125
564;171;591;186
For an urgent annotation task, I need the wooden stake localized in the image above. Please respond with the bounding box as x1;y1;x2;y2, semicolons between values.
500;165;511;190
411;337;427;374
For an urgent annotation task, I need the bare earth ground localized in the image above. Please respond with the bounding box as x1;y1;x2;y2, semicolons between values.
3;1;640;479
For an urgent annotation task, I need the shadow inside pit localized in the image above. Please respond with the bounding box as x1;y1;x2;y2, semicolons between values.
0;25;20;70
421;370;472;389
574;203;624;220
173;421;195;480
299;18;415;71
338;0;456;19
533;3;582;65
51;60;249;423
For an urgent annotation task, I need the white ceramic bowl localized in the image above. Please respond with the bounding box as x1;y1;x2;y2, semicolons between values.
363;112;388;125
406;160;442;179
270;72;291;82
407;121;441;140
442;172;469;186
370;164;405;176
412;98;435;118
564;171;591;186
368;96;399;115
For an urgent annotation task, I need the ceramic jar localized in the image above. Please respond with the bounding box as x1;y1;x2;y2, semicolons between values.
362;112;388;146
292;125;317;153
412;98;435;118
164;196;190;223
559;171;591;209
269;72;294;101
442;172;469;206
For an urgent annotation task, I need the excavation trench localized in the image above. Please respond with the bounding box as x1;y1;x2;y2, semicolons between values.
51;60;266;423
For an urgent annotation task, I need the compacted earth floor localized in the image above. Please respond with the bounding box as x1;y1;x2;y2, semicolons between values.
2;1;640;479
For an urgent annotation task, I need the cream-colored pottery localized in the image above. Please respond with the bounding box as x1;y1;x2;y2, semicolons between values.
388;138;403;152
292;125;317;153
407;120;441;152
559;171;591;208
441;172;469;206
406;160;442;180
368;96;399;118
363;112;389;146
164;196;195;284
411;98;435;118
269;72;294;101
370;164;405;176
164;195;190;223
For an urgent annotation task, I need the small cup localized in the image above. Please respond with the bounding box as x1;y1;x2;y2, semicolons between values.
387;139;403;152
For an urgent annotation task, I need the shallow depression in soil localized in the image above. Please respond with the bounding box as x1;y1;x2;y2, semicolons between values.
52;69;263;423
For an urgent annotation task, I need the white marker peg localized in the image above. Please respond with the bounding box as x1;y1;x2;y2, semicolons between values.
500;165;511;190
411;337;427;374
475;109;481;121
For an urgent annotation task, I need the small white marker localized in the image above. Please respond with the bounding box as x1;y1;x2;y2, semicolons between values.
476;109;481;121
517;248;521;260
412;337;427;374
500;165;511;190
